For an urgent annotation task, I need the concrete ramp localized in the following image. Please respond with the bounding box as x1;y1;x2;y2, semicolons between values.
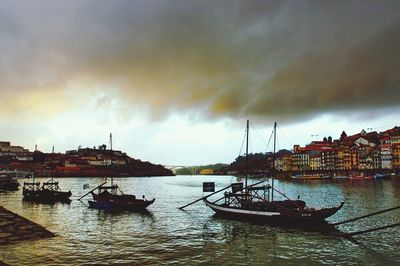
0;206;54;245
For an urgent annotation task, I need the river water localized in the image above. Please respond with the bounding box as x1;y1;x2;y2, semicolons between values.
1;175;400;265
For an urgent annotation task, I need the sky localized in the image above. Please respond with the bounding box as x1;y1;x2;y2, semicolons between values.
1;0;400;166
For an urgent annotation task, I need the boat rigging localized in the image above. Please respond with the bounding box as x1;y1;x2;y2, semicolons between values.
79;133;155;211
23;148;72;203
182;120;344;225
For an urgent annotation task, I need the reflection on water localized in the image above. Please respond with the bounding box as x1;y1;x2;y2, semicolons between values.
1;176;400;265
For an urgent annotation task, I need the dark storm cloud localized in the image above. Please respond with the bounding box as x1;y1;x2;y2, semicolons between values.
0;0;399;120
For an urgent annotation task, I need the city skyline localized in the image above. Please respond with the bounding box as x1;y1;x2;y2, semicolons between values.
2;120;398;167
1;1;400;165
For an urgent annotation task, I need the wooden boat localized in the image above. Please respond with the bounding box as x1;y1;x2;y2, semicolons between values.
349;174;373;180
332;175;349;179
0;171;20;191
88;181;155;211
23;177;72;203
204;197;344;224
373;173;391;180
203;121;344;225
87;134;155;211
23;150;71;203
291;174;330;180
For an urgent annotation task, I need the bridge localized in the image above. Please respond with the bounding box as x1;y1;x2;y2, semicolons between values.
164;165;197;175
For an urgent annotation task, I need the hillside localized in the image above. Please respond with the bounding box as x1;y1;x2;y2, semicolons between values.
0;146;174;177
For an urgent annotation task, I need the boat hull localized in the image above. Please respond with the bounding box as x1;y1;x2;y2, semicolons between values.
0;180;20;191
90;192;155;210
350;175;373;180
292;175;330;180
0;174;20;191
23;188;72;203
88;200;113;210
203;199;344;225
374;174;391;180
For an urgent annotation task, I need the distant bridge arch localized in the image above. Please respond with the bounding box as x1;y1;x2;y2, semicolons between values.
164;165;197;175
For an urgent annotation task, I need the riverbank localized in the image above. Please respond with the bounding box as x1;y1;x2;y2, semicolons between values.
0;206;54;245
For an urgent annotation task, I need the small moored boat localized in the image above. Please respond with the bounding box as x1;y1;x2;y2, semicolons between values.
0;171;20;191
87;133;155;211
23;178;72;203
374;173;391;180
349;174;373;180
291;174;330;180
88;181;155;211
23;149;72;203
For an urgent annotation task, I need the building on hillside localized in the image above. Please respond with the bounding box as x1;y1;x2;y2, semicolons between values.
392;143;400;170
389;128;400;143
16;153;34;161
0;141;29;156
335;146;352;170
0;142;11;148
335;149;344;170
309;155;322;170
341;146;352;170
102;157;112;166
305;140;333;151
81;156;97;161
112;159;127;165
380;136;392;169
322;149;335;170
275;153;292;171
354;137;376;148
291;151;309;171
199;169;214;175
293;145;301;153
358;145;374;170
372;149;381;169
339;130;379;147
350;146;359;169
88;160;107;166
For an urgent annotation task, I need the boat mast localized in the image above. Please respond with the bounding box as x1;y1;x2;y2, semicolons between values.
33;157;35;185
271;122;277;202
245;120;249;189
110;133;113;186
51;146;54;183
109;133;113;151
33;144;37;185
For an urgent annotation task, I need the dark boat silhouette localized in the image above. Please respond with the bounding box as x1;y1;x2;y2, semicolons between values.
87;134;155;211
203;121;344;225
23;178;72;203
0;171;20;191
23;148;71;203
88;181;155;211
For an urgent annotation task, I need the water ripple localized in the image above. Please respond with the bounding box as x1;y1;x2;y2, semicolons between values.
1;176;400;265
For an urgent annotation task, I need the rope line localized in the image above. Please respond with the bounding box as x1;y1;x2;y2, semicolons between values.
277;123;293;149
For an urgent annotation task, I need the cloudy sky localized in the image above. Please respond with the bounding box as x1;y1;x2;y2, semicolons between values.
1;0;399;165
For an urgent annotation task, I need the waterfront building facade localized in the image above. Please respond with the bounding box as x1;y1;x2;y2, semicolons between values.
280;127;400;172
275;154;292;171
291;150;310;171
309;155;322;170
392;143;400;170
2;126;400;175
380;136;392;169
